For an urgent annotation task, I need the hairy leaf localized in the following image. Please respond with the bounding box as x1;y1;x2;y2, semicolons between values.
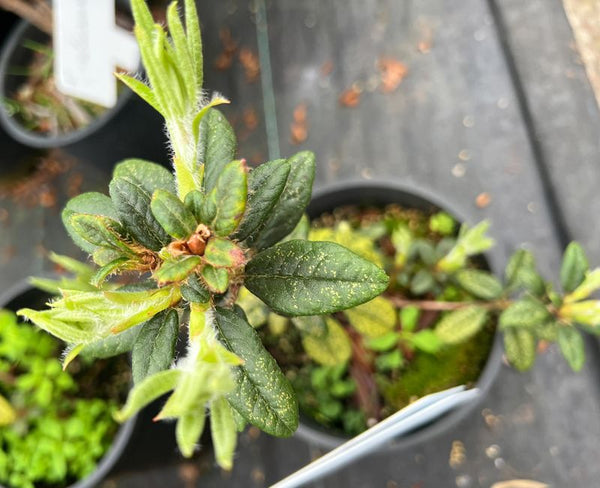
62;192;120;253
560;242;589;293
115;369;181;421
132;310;179;384
233;159;290;242
302;317;352;366
91;257;131;287
455;269;503;300
251;151;315;250
245;240;389;316
437;221;494;273
109;159;175;250
210;396;237;470
151;189;197;239
213;308;298;437
504;328;536;371
435;306;488;345
81;325;142;359
557;327;585;372
176;410;206;458
345;296;396;338
184;189;205;223
564;269;600;304
199;109;236;193
211;160;247;236
181;273;211;303
69;214;130;253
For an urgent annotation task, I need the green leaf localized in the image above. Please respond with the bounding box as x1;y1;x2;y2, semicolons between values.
499;299;550;330
109;159;175;251
232;159;290;242
210;160;247;237
437;221;494;273
210;396;237;471
560;242;589;293
48;252;94;277
435;306;488;345
557;327;585;371
0;395;16;426
184;0;203;89
559;300;600;327
244;240;389;316
115;369;181;422
116;73;162;114
410;269;435;295
251;151;316;250
455;269;503;300
411;240;438;267
69;214;130;253
505;249;545;296
166;1;196;102
503;328;536;371
204;238;245;268
302;317;352;366
184;189;205;223
429;212;456;236
62;192;120;253
213;307;298;437
199;109;236;193
155;256;202;285
564;269;600;304
400;306;420;332
375;349;404;371
81;325;142;359
151;189;197;239
181;273;211;303
236;287;269;328
91;257;131;287
132;310;179;384
365;332;400;352
344;296;396;338
411;329;443;353
130;0;155;38
201;265;229;293
176;411;206;458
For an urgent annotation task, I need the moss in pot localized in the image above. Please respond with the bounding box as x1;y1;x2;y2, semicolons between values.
243;183;600;445
0;283;133;488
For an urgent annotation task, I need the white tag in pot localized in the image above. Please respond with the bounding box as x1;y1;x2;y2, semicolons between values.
53;0;140;108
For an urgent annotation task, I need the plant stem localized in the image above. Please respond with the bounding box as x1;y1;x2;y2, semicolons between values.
387;296;512;311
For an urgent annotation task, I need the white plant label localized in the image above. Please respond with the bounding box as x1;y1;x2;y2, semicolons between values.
53;0;140;108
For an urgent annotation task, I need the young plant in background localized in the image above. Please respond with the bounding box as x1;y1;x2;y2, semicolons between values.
17;0;388;470
253;206;600;435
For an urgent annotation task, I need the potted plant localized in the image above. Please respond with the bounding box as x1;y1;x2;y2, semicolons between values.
17;0;389;471
0;2;168;171
245;181;600;449
0;280;135;488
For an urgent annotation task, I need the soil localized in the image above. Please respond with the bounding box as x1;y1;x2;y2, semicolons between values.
262;204;496;437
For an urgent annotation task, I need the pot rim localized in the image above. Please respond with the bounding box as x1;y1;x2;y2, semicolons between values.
293;179;504;451
0;20;134;149
0;279;136;488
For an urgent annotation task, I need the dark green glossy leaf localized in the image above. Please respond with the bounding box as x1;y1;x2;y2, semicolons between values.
233;159;290;242
151;189;197;239
91;257;131;287
81;325;142;359
62;192;119;253
211;160;247;237
132;309;179;384
181;273;210;303
213;307;298;437
455;269;503;300
183;189;205;223
251;151;315;250
198;109;236;193
504;328;536;371
69;214;130;253
245;240;389;316
109;159;175;250
435;306;488;345
560;242;589;293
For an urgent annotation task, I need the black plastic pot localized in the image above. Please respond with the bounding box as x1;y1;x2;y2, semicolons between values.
0;281;135;488
0;20;169;172
294;179;504;450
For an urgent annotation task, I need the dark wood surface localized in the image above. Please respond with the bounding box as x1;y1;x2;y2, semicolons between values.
0;1;599;487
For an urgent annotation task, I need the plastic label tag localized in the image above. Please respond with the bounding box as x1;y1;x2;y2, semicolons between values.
53;0;140;108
